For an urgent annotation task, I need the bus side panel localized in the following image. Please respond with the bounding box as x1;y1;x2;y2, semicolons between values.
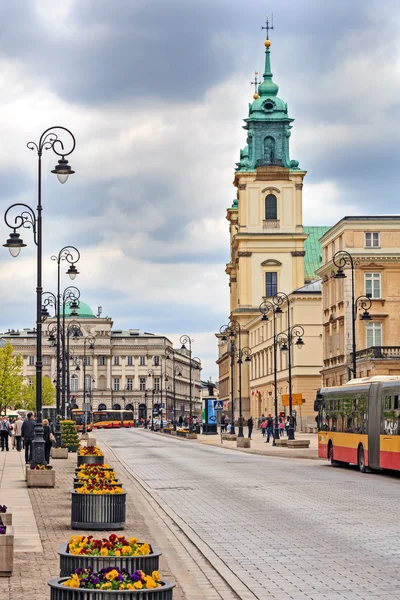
380;437;400;471
318;433;328;459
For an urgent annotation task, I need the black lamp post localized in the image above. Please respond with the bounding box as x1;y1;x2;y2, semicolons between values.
235;346;252;436
180;335;197;433
278;325;305;439
166;348;182;431
333;251;373;379
219;320;244;436
258;301;280;445
147;369;155;429
3;127;75;466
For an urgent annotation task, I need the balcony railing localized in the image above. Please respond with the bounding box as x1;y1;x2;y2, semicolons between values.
354;346;400;360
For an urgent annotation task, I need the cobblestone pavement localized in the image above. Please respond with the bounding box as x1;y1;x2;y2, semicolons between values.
98;428;400;600
0;446;236;600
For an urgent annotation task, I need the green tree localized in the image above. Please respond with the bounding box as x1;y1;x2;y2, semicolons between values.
20;376;56;412
0;342;23;415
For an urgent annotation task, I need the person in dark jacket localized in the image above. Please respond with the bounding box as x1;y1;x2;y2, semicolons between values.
21;413;36;464
247;416;254;439
42;419;52;464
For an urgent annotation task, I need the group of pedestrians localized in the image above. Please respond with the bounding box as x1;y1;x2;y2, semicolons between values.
0;413;54;464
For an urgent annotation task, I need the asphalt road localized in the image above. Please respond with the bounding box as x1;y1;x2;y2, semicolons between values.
98;428;400;600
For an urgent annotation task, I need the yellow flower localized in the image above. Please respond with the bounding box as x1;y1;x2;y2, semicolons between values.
144;577;157;589
114;550;121;556
134;581;143;589
152;571;160;582
129;537;138;545
121;546;131;555
100;548;109;556
106;569;119;581
127;583;135;590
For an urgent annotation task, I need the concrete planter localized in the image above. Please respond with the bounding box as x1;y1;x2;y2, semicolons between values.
237;438;251;448
26;469;55;488
287;439;310;449
275;439;288;447
170;430;177;436
1;511;12;526
0;526;14;576
51;447;69;459
77;455;104;467
221;433;237;441
176;431;197;439
49;578;175;600
71;492;126;530
58;542;161;577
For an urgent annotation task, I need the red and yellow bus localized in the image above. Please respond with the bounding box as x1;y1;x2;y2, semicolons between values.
315;376;400;472
93;410;134;429
71;409;93;432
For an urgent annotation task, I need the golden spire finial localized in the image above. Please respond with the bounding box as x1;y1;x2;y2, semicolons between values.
251;71;260;99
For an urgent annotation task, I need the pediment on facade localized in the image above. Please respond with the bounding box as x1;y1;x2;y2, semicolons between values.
261;186;281;194
261;259;282;267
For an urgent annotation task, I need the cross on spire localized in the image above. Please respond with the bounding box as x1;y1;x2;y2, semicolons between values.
250;71;260;98
261;13;274;40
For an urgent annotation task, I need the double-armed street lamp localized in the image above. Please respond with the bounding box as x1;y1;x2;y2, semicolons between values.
179;335;201;432
3;126;75;465
219;320;247;437
72;331;95;434
333;251;373;379
165;348;182;430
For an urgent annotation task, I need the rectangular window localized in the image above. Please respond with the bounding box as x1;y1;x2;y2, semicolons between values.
365;232;380;248
127;356;133;366
365;273;381;299
113;356;120;366
139;377;146;391
154;377;160;391
113;378;120;391
83;356;90;366
28;356;35;366
126;377;133;391
153;356;160;366
71;375;78;392
84;375;92;391
265;272;277;297
43;356;50;366
139;356;146;366
99;356;106;366
366;323;382;347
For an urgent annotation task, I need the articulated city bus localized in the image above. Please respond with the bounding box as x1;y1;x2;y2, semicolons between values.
315;376;400;472
71;409;93;432
92;410;134;429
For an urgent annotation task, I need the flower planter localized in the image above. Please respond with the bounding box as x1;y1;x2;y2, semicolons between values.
48;577;175;600
51;447;69;459
73;479;122;490
75;467;114;476
58;543;161;577
71;492;126;530
0;525;14;576
1;511;12;526
26;469;55;488
77;455;104;467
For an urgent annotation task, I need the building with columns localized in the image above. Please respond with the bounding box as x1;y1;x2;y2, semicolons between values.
216;30;327;430
1;301;201;420
317;216;400;386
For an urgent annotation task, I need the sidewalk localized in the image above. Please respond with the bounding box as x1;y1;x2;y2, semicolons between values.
179;428;318;460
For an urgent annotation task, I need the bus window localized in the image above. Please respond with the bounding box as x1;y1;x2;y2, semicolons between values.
381;395;400;435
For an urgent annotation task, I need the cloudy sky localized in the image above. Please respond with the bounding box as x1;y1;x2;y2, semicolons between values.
0;0;398;379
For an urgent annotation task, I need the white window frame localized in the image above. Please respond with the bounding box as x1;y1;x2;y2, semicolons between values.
113;378;120;391
365;232;380;248
365;272;381;299
139;356;146;366
153;356;160;366
139;377;146;391
28;356;35;366
366;322;382;347
84;375;92;391
99;356;106;366
126;377;133;391
83;356;90;366
70;374;78;392
113;356;120;366
154;377;160;391
43;356;50;366
127;356;133;366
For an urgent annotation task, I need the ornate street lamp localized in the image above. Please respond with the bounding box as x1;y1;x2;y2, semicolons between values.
3;127;75;466
166;348;182;431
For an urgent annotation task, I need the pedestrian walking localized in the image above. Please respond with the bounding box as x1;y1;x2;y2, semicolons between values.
0;416;11;451
260;419;267;437
21;412;36;464
42;419;53;464
13;416;23;451
247;416;254;439
266;414;274;443
279;418;285;437
220;414;225;433
285;415;290;437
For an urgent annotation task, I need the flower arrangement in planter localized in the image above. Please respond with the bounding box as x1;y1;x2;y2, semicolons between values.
61;420;80;452
0;524;6;535
0;505;12;526
0;505;7;513
76;483;124;495
64;567;162;590
77;463;112;471
30;464;53;470
78;446;103;456
59;535;160;577
76;466;116;480
27;463;56;488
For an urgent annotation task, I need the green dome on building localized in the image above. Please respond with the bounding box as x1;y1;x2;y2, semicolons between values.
63;301;95;319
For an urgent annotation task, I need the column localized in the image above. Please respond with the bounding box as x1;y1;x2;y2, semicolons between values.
106;357;111;389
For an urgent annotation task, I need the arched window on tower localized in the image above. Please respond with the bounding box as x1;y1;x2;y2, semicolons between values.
265;194;277;220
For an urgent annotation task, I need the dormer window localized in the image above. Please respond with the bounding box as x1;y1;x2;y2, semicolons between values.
263;100;275;111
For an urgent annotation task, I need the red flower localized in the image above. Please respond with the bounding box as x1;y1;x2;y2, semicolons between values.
109;534;117;542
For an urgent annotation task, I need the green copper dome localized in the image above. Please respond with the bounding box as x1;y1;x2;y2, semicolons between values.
63;301;95;319
236;40;300;172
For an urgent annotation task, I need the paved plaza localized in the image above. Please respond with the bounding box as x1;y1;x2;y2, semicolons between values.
99;428;400;600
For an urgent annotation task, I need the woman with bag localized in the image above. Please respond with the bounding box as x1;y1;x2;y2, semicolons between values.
42;418;53;464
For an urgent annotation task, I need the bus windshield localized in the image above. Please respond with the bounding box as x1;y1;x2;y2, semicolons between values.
71;412;86;425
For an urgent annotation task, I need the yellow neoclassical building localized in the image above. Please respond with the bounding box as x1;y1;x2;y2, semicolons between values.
317;216;400;386
216;32;327;430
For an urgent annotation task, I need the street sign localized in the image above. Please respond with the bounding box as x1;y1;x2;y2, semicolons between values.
282;394;303;406
213;400;223;410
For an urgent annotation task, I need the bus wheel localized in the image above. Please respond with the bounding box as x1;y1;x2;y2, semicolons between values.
328;442;339;466
358;445;368;473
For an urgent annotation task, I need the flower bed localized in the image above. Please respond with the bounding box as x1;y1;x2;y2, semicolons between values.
49;569;174;599
73;479;121;490
76;467;117;480
59;535;160;577
75;483;123;495
61;420;80;451
78;446;103;456
71;492;126;530
30;464;53;470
